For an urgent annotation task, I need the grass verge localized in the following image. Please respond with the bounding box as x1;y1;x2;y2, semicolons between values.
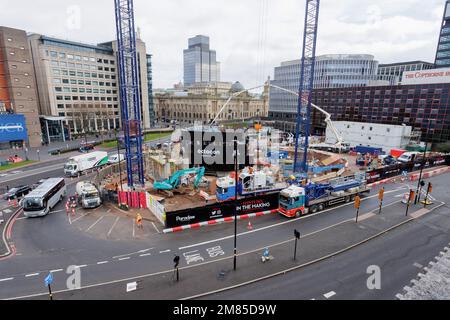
0;160;37;171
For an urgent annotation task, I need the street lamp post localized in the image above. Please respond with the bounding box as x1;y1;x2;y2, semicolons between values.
233;139;238;271
116;132;124;193
414;119;433;204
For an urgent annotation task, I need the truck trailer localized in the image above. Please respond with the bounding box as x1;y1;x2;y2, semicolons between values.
64;151;109;177
278;174;371;218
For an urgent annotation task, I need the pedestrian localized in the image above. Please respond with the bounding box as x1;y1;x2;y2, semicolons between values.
136;213;143;229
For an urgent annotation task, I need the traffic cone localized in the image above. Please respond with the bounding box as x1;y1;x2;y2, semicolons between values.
247;221;253;230
65;203;70;215
72;207;76;217
13;199;17;208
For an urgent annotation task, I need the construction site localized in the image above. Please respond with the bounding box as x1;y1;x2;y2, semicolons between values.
93;0;450;231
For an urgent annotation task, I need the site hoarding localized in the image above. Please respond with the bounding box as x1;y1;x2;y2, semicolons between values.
165;192;279;228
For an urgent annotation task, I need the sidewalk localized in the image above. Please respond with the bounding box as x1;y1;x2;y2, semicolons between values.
0;134;102;162
38;199;440;300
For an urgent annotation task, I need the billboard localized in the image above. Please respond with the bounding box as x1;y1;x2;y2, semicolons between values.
0;114;28;143
402;67;450;85
165;192;279;228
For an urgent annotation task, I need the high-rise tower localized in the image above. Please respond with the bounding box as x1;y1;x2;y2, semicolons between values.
435;0;450;67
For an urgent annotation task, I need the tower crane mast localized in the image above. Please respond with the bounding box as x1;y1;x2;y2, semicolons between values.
114;0;145;187
294;0;320;173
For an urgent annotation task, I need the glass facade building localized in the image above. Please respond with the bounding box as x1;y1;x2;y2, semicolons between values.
269;82;450;143
270;54;395;115
146;54;155;127
436;0;450;68
183;35;220;86
378;61;435;83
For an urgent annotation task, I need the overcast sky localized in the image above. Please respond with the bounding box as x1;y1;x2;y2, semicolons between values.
0;0;446;88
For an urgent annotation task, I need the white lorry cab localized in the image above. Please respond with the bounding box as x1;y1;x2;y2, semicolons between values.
107;153;125;164
64;151;108;177
76;181;102;209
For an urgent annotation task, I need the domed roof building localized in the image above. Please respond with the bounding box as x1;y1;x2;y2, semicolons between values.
231;81;245;93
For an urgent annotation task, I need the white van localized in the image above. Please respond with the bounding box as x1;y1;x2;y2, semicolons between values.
397;152;420;163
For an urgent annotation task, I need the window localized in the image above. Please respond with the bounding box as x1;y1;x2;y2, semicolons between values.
57;104;64;109
62;79;69;84
50;51;58;58
59;52;66;59
67;54;74;60
55;87;62;92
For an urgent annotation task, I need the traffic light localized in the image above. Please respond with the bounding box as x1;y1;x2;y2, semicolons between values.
378;188;384;201
409;190;415;202
173;255;180;269
354;195;361;209
420;180;425;188
294;229;301;239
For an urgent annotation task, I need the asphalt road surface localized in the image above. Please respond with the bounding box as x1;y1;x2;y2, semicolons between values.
0;169;448;300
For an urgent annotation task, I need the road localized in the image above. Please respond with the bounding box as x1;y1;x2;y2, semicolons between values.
0;166;448;299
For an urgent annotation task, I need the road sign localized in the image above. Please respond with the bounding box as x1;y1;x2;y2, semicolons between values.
44;273;53;287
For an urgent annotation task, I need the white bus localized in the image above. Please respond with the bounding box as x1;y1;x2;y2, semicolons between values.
22;178;67;218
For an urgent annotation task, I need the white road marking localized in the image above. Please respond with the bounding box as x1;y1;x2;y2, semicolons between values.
139;253;152;257
107;209;112;213
15;217;27;221
118;257;131;261
107;217;120;237
159;250;171;254
50;209;65;214
85;215;105;232
50;269;63;273
151;222;161;234
75;265;87;269
25;273;39;278
178;189;408;251
132;219;135;238
413;262;423;269
71;212;89;223
323;291;336;299
112;248;154;259
97;261;109;265
0;278;14;282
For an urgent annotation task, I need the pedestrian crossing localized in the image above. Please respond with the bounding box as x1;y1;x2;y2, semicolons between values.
0;170;23;178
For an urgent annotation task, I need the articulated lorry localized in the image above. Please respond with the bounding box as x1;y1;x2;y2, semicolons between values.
64;151;109;177
278;174;370;218
75;181;102;209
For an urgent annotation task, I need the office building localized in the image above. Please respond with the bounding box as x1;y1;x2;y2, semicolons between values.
435;0;450;68
183;35;220;86
269;54;396;121
154;82;268;125
378;61;435;82
0;26;41;147
28;34;152;141
270;67;450;143
146;54;155;127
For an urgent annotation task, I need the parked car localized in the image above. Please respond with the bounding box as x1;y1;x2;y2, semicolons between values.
79;144;95;153
397;152;420;163
379;155;397;166
8;155;24;163
3;185;32;200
